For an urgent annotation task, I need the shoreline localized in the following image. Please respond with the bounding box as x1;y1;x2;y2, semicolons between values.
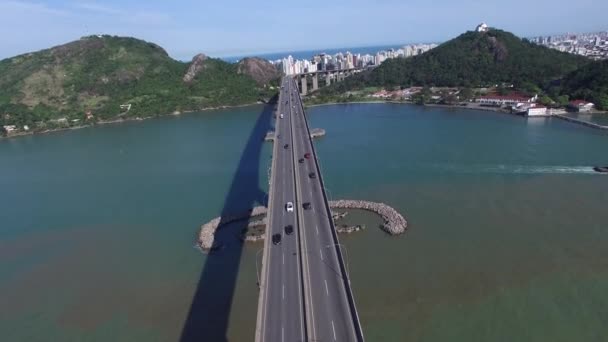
0;101;264;141
305;100;509;114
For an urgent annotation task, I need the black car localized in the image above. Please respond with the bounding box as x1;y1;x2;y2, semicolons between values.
284;144;289;149
284;225;294;235
593;166;608;173
298;158;304;164
272;233;282;245
309;172;316;179
303;202;311;210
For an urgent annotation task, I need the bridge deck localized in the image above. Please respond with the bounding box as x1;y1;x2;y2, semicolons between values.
255;78;363;341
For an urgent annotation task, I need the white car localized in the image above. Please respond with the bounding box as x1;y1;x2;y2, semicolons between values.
280;113;284;119
286;202;294;212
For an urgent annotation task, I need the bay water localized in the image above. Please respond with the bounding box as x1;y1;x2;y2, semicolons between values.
1;103;608;341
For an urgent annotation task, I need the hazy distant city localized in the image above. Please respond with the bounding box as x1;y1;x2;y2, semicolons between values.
529;31;608;60
274;43;438;75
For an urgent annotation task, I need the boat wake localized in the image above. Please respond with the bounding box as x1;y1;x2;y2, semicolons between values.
433;164;599;175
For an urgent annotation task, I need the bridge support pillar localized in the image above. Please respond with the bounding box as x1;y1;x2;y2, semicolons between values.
312;74;318;91
300;75;307;96
337;72;344;82
326;73;331;86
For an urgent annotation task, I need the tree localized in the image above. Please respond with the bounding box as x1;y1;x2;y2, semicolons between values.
594;93;608;110
459;87;474;101
556;95;569;107
538;95;555;106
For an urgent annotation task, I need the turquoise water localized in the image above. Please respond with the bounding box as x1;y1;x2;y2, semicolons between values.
1;103;608;341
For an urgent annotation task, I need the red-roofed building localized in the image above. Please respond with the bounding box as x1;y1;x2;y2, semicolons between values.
568;100;595;112
476;94;538;107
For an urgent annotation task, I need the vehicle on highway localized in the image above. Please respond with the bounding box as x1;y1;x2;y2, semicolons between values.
284;225;294;235
303;202;311;210
298;158;304;163
284;144;289;149
280;113;284;119
272;233;282;245
304;153;311;159
593;166;608;173
286;202;294;212
309;172;316;179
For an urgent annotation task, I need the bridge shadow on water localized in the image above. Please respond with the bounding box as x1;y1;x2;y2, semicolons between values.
179;95;277;342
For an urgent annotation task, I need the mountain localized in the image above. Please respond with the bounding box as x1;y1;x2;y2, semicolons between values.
557;59;608;109
323;28;590;94
0;35;280;129
237;57;281;86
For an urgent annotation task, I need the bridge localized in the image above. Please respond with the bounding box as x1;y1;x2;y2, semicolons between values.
293;68;365;96
255;78;364;341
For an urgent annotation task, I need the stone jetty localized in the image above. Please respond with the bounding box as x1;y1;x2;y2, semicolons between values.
198;200;407;252
329;200;408;235
198;206;267;250
554;115;608;130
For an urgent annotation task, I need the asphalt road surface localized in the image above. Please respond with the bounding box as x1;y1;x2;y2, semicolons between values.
257;78;362;341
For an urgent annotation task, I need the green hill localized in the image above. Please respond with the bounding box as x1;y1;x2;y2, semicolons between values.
557;59;608;109
0;35;279;130
323;28;589;94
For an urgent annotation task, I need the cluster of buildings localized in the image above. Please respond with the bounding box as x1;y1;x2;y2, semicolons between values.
276;43;437;75
475;94;595;116
529;31;608;60
369;88;596;117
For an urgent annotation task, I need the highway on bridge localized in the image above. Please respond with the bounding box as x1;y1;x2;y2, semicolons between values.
256;78;363;342
257;78;306;342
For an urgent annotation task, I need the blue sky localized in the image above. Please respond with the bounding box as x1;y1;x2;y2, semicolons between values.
0;0;606;60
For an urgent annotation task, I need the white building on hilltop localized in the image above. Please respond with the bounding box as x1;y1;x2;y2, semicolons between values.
476;23;489;32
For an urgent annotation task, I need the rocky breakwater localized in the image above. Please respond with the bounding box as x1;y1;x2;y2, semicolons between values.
310;128;326;139
198;206;267;251
328;200;408;235
264;131;276;142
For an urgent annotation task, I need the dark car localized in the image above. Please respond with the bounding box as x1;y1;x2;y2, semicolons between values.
284;144;289;149
303;202;311;210
298;158;304;164
284;225;294;235
593;166;608;173
304;153;311;159
309;172;316;179
272;233;282;245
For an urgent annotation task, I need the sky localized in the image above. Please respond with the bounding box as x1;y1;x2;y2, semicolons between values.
0;0;607;61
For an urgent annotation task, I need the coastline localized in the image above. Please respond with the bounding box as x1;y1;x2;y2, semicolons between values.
305;99;509;114
0;101;264;141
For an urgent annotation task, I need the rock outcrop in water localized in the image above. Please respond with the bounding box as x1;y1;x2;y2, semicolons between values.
197;200;407;252
329;200;408;235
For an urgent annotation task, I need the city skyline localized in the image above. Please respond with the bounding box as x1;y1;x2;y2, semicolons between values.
1;0;608;61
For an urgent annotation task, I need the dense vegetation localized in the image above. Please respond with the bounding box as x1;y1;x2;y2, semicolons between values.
0;35;279;130
555;60;608;110
321;29;590;97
